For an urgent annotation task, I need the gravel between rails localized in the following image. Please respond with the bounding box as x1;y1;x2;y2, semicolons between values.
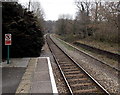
40;41;69;94
51;35;119;94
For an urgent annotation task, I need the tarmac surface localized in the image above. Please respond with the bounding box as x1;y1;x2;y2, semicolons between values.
2;67;26;94
2;58;30;94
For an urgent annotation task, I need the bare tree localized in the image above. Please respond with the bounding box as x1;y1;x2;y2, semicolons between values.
30;1;45;30
31;2;44;19
56;14;74;36
75;0;92;38
90;1;119;43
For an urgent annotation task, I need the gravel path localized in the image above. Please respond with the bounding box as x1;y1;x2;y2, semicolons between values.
51;35;119;94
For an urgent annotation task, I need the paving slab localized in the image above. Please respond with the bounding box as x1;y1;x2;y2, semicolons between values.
30;58;53;93
30;57;58;94
31;81;52;93
35;58;49;72
33;71;50;81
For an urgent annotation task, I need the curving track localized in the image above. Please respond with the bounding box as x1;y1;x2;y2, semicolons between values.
46;34;110;95
55;35;120;72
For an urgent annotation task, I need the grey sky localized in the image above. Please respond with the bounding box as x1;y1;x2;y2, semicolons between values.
19;0;119;20
19;0;77;21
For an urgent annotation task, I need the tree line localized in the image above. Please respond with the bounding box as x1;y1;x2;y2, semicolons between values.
55;0;119;44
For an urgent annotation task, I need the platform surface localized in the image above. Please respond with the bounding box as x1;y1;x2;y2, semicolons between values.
2;57;58;94
1;58;30;67
30;57;53;93
1;58;29;94
2;67;26;94
15;57;58;94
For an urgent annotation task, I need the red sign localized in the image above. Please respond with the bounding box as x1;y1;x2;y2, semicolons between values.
5;34;12;45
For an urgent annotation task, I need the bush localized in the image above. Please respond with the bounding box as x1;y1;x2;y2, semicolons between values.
2;2;44;58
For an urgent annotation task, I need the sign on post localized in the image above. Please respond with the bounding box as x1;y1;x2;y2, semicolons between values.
5;34;12;45
5;34;12;64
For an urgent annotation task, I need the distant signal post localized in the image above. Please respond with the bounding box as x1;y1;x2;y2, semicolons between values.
5;34;12;64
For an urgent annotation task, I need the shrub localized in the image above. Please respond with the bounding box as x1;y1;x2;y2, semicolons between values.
2;2;44;58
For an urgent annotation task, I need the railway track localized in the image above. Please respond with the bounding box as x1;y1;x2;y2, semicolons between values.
54;35;120;72
46;34;110;95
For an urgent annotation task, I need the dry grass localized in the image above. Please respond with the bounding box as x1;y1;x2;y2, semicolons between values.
77;38;119;54
75;45;118;67
54;34;118;68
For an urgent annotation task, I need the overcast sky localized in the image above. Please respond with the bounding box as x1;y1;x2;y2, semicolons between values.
19;0;77;21
18;0;119;21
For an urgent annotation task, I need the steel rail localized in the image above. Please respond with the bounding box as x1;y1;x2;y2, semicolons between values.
46;35;74;95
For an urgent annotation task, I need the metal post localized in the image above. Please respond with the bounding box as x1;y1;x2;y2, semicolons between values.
7;45;9;64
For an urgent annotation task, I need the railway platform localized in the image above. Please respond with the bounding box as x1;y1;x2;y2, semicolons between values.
30;57;58;94
16;57;58;94
2;57;58;94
